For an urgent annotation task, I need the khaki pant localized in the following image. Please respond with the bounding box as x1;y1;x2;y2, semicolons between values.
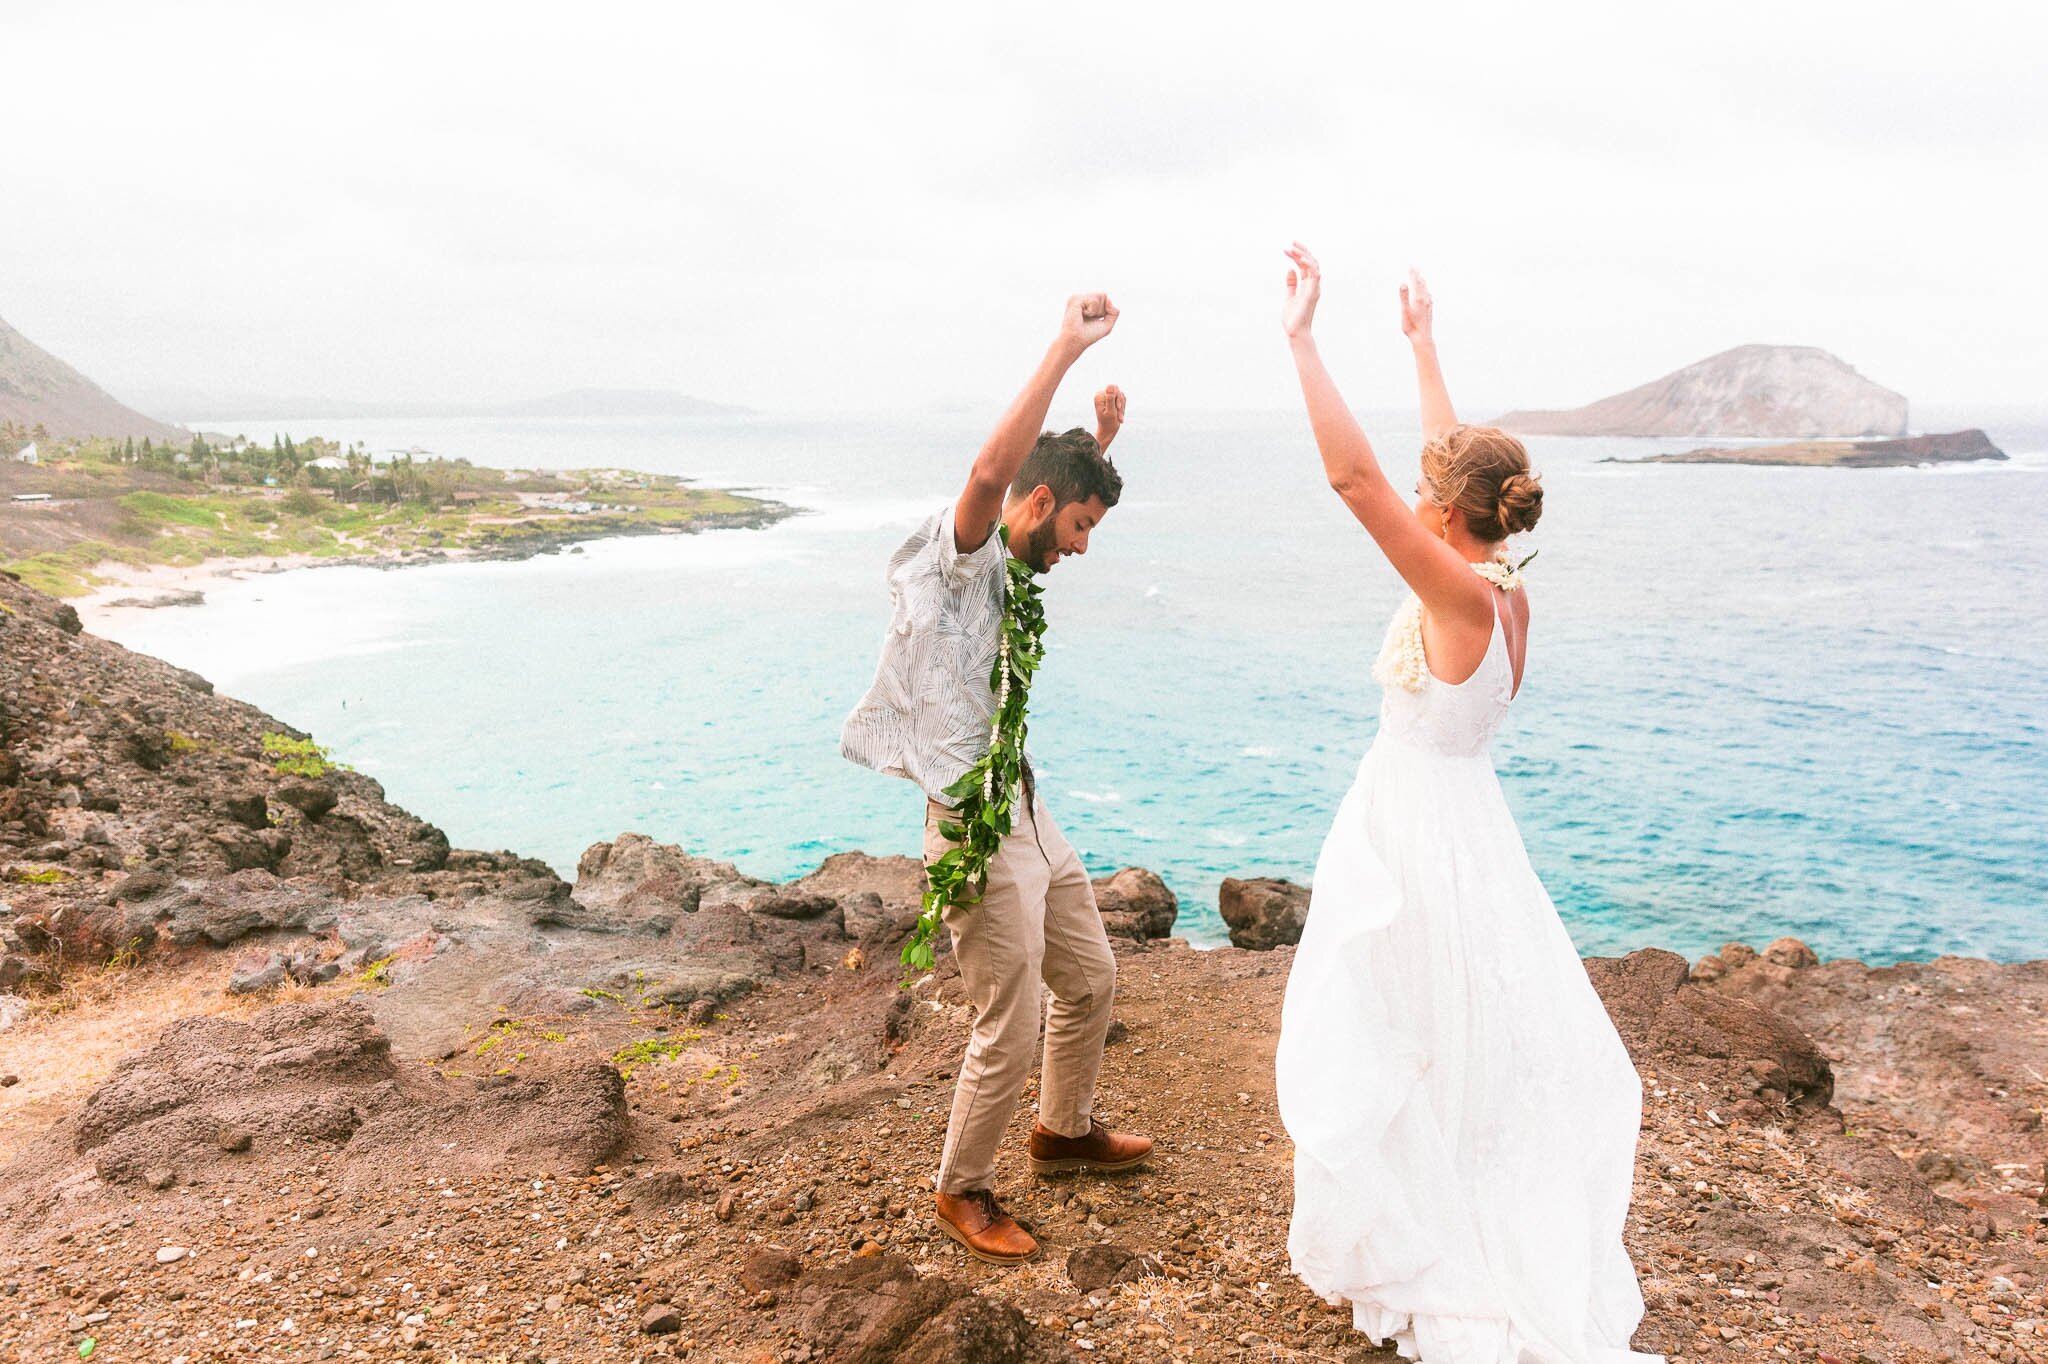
925;792;1117;1195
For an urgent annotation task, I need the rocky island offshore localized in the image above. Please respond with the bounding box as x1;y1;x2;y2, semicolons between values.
1609;429;2008;468
1;566;2043;1361
1498;344;1910;439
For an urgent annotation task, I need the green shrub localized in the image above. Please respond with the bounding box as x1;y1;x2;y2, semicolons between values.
261;732;341;777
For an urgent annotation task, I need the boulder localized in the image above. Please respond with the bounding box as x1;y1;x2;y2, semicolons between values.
791;851;926;911
748;891;838;921
401;821;450;873
893;1295;1040;1364
782;1252;1045;1363
218;792;271;831
1092;867;1177;941
740;1246;804;1293
1584;948;1834;1112
67;1000;405;1184
276;780;338;820
1067;1242;1164;1292
842;890;918;943
347;1058;628;1174
790;1253;954;1360
573;832;754;915
1218;877;1309;950
627;1170;707;1214
226;948;288;994
1762;936;1819;969
210;827;291;873
120;723;171;772
143;871;340;948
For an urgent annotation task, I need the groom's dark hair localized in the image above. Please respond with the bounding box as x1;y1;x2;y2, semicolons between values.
1011;428;1122;509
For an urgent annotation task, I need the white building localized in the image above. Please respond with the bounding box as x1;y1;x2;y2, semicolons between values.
13;443;37;465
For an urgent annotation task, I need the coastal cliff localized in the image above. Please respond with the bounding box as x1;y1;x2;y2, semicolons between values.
1498;344;1910;438
0;570;2042;1363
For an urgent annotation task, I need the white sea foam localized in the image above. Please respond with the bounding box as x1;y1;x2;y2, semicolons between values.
94;568;414;685
1067;789;1122;804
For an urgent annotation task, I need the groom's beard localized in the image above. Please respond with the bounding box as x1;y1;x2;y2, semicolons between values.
1021;518;1059;573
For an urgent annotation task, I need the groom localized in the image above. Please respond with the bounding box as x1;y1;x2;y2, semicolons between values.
841;291;1153;1265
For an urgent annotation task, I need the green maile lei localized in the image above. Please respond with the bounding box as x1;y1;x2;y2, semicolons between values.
901;524;1047;974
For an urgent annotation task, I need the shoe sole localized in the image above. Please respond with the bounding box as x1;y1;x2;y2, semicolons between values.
1028;1151;1152;1177
936;1216;1038;1266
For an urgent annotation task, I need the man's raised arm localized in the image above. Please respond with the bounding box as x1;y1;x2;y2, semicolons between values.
954;292;1118;553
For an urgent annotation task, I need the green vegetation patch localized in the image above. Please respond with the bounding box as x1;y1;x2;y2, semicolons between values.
262;732;341;777
7;867;73;884
117;490;221;528
613;1036;700;1078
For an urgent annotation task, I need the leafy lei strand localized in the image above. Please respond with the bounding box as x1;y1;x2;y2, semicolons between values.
901;524;1048;973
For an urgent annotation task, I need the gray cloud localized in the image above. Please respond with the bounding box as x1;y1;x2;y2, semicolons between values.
3;0;2042;415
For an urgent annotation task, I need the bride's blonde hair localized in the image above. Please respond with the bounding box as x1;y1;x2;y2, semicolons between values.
1420;425;1542;542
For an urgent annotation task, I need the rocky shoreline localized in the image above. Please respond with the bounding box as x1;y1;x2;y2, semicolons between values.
1;568;2043;1362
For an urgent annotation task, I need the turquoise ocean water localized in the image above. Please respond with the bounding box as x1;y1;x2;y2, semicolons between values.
97;408;2048;964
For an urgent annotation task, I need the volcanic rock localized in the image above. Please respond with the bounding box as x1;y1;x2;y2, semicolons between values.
1218;877;1309;950
1092;867;1178;941
1584;947;1834;1111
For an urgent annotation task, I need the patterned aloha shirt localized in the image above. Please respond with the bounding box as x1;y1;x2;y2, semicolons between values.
840;504;1010;807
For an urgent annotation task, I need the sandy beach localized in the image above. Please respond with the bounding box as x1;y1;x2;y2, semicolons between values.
69;546;474;630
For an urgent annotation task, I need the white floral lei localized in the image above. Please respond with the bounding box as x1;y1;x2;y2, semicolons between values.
1373;553;1529;694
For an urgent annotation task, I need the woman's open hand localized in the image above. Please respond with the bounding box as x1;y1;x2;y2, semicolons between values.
1399;269;1434;347
1283;243;1322;339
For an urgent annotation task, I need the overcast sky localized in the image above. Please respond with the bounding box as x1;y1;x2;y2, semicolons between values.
7;1;2044;416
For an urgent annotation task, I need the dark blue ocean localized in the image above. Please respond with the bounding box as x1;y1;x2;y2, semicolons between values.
99;407;2048;964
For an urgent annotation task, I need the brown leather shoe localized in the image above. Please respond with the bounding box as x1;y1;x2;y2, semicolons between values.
933;1189;1038;1265
1027;1118;1154;1176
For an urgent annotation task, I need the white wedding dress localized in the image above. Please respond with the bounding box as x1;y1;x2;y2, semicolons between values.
1276;586;1661;1364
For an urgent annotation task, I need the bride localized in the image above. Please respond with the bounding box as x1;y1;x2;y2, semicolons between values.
1272;244;1661;1364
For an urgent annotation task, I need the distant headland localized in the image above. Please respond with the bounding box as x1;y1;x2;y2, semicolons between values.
1497;343;1908;438
0;316;782;604
1606;428;2007;468
0;437;790;604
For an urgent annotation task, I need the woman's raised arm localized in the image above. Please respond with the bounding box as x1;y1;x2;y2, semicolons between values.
1282;244;1491;626
1401;270;1458;440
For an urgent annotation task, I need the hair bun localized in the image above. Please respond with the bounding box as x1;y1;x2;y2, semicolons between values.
1494;470;1543;536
